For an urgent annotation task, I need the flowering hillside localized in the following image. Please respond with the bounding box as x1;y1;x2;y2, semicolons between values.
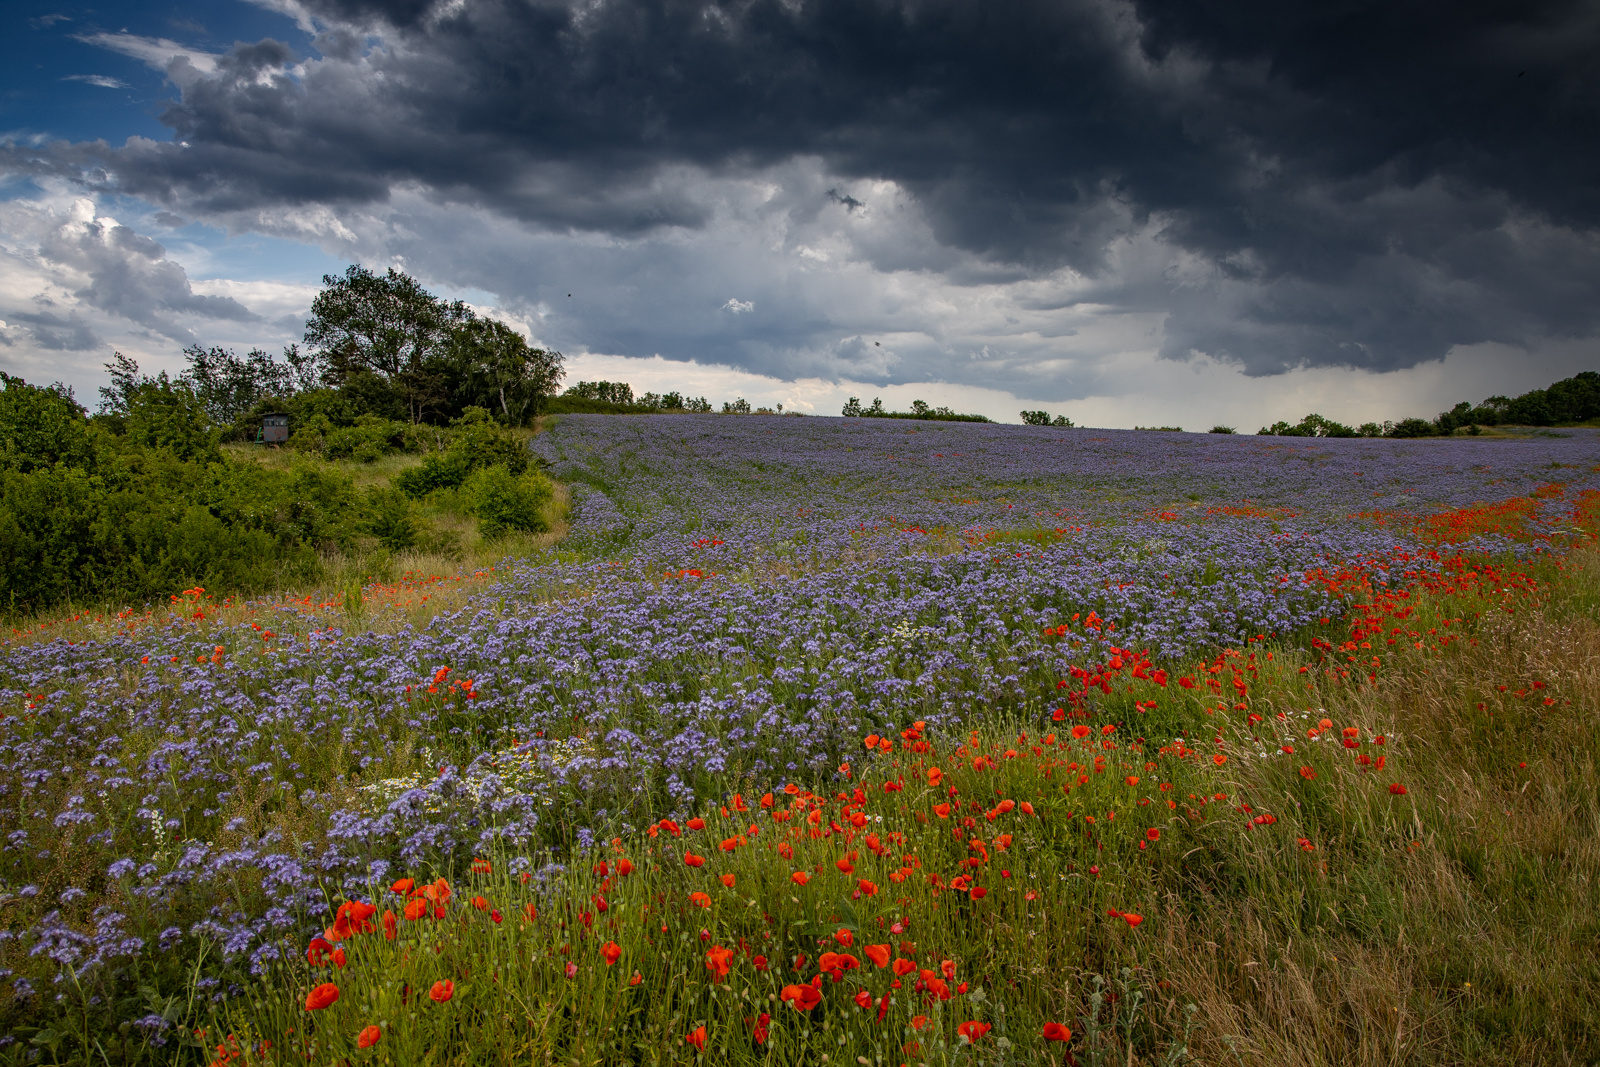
2;417;1598;1065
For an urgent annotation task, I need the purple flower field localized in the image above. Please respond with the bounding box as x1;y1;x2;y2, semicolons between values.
1;416;1596;1040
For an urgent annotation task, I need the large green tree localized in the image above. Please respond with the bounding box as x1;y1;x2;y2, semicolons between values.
449;317;565;425
303;265;472;423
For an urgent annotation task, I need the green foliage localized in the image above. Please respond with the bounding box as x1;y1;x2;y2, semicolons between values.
0;375;99;473
0;361;403;617
449;407;529;475
94;355;222;463
842;395;992;422
364;487;420;550
448;317;563;424
1388;416;1439;438
1021;409;1051;425
637;390;712;412
293;413;422;462
394;450;475;496
392;407;529;498
300;264;565;427
463;464;554;538
563;380;635;405
180;344;296;430
1208;425;1236;434
721;396;752;414
1255;413;1358;438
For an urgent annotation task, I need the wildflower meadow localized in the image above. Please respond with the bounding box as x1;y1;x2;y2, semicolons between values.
3;415;1600;1065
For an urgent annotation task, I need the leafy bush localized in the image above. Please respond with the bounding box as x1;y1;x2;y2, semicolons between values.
463;465;553;538
394;451;474;497
365;487;420;550
0;374;101;473
1387;417;1439;438
393;408;528;497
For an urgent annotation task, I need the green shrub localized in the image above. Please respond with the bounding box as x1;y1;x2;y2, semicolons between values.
1387;417;1438;438
449;407;529;474
393;408;528;497
366;487;420;550
0;375;101;473
395;451;474;497
463;465;553;538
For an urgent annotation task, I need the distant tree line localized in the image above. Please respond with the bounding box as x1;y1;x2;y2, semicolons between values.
1020;410;1075;427
550;381;715;414
1257;372;1600;438
842;397;992;423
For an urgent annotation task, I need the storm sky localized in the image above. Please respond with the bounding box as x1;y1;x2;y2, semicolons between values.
2;0;1597;425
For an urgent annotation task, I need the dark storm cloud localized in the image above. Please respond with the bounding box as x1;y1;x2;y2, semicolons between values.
6;0;1597;375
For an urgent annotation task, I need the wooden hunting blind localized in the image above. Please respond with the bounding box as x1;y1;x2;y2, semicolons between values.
260;413;289;444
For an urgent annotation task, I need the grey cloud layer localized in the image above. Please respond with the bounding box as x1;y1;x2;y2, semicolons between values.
5;0;1597;380
0;199;256;361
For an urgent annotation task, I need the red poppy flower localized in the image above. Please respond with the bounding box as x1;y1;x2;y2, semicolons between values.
1299;766;1317;780
705;945;734;981
957;1020;991;1043
382;909;397;940
753;955;770;971
305;983;340;1011
780;984;822;1011
1071;724;1092;739
893;958;917;977
684;1025;707;1051
429;980;454;1003
853;989;873;1009
684;851;705;867
689;892;712;908
391;878;415;894
834;928;854;947
306;937;335;966
357;1025;382;1048
791;871;810;886
864;944;891;969
1146;828;1161;841
1212;754;1228;766
1042;1022;1071;1042
601;941;622;966
1122;912;1143;927
1389;783;1408;795
617;857;635;877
